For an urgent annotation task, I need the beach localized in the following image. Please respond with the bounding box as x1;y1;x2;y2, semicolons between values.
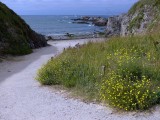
0;39;160;120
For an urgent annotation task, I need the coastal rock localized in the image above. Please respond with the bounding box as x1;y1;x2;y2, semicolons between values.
46;36;53;40
46;33;102;41
72;16;91;21
65;33;75;37
0;2;47;55
82;16;90;21
93;18;107;26
72;21;90;24
120;5;155;36
71;16;107;26
105;0;160;37
71;18;83;21
105;16;122;36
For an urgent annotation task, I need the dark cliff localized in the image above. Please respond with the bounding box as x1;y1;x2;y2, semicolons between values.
0;2;47;55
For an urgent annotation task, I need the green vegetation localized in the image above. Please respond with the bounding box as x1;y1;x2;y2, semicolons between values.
0;2;46;55
100;43;160;110
128;1;143;15
127;0;160;33
37;35;160;111
0;2;33;55
128;12;144;32
129;0;160;15
36;0;160;111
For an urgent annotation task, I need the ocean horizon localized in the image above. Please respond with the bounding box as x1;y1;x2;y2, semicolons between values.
21;15;110;36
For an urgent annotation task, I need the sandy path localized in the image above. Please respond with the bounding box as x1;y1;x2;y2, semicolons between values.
0;39;160;120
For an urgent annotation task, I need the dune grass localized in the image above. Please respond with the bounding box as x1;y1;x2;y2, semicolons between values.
37;35;160;111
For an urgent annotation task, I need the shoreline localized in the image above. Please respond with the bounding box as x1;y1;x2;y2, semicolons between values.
45;33;106;41
0;38;106;62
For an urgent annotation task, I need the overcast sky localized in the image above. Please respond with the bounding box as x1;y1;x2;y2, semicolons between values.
0;0;138;15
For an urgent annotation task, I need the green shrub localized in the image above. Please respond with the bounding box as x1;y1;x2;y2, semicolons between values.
99;46;160;110
37;35;160;111
100;72;158;111
37;60;62;85
37;55;97;89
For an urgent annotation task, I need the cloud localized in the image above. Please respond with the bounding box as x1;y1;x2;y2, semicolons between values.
0;0;138;15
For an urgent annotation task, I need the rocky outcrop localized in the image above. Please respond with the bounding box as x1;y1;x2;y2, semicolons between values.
0;2;47;55
72;16;107;26
93;18;107;26
72;21;90;24
105;0;160;37
120;5;156;36
105;15;123;36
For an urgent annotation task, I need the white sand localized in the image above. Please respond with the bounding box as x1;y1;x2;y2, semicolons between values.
0;39;160;120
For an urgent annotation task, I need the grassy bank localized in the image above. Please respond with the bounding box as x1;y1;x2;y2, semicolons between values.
0;2;47;55
37;35;160;111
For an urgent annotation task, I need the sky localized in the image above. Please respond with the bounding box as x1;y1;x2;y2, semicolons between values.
0;0;138;15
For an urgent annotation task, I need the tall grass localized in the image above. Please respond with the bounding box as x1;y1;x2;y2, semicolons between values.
37;35;160;110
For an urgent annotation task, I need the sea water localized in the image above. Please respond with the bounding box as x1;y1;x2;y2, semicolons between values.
21;15;108;36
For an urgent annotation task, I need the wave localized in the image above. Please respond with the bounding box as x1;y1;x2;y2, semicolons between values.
88;24;94;27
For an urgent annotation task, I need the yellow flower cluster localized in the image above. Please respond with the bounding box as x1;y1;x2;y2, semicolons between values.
37;38;160;111
100;47;159;111
100;72;158;111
